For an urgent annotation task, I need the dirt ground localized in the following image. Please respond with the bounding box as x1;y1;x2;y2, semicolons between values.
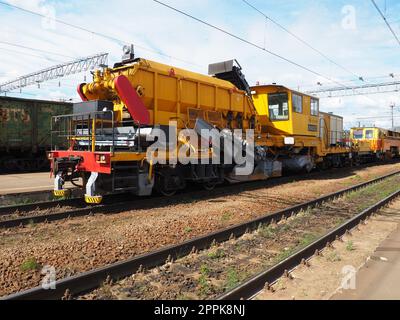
255;200;400;300
0;163;399;297
80;175;400;300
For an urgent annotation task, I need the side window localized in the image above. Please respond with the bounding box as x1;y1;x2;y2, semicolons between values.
365;130;374;139
292;93;303;113
268;93;289;121
353;130;363;139
311;98;319;116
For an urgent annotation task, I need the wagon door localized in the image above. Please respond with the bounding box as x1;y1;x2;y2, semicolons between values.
0;100;33;154
319;114;328;148
37;103;57;152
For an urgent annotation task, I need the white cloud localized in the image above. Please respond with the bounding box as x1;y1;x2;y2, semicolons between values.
5;0;45;12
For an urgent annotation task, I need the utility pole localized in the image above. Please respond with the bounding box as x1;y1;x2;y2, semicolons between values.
391;104;395;130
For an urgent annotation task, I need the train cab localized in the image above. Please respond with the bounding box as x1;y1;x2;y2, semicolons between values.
251;85;349;171
350;127;400;159
251;85;320;137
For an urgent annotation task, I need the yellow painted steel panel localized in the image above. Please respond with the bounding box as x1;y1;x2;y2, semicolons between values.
81;58;255;130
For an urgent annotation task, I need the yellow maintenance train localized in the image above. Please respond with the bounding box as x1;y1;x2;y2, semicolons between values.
48;48;396;203
350;127;400;161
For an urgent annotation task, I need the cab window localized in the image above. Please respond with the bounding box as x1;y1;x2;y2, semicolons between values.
353;130;363;139
365;130;374;139
292;93;303;113
269;93;289;121
311;98;319;116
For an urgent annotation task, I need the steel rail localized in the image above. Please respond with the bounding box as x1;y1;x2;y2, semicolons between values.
1;161;399;228
218;189;400;300
0;192;134;216
1;160;397;216
3;170;399;300
0;198;79;216
0;192;165;228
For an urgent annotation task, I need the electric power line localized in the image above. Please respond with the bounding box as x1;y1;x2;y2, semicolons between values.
0;1;202;69
371;0;400;47
152;0;352;89
0;40;74;59
0;47;64;63
241;0;363;81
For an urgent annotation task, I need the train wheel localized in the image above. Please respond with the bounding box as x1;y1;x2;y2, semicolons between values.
203;181;217;191
158;186;177;197
155;174;178;197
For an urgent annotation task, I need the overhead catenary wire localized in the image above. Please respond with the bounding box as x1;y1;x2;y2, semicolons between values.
152;0;353;90
0;46;64;63
0;40;74;59
0;1;202;69
241;0;363;81
371;0;400;47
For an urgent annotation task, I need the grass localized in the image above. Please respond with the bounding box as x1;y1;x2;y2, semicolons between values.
200;264;210;276
346;241;355;251
299;233;318;247
274;247;297;263
184;226;192;233
198;264;211;296
344;176;399;211
326;251;341;262
207;248;225;260
258;225;278;239
234;243;242;252
27;219;36;228
20;257;40;272
273;233;317;264
225;268;240;290
221;212;232;222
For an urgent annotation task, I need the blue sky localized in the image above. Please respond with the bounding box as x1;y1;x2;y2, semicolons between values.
1;0;400;128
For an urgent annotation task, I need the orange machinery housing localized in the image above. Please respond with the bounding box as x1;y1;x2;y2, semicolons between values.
350;127;400;160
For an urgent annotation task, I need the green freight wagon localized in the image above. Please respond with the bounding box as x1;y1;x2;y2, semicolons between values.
0;96;72;172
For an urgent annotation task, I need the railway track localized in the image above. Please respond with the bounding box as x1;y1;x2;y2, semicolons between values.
218;190;400;300
1;161;399;229
3;169;399;300
0;194;141;229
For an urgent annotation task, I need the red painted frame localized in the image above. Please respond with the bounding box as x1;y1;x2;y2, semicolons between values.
50;151;112;174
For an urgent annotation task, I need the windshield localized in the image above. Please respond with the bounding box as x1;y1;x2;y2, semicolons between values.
353;130;363;139
365;130;374;139
268;93;289;121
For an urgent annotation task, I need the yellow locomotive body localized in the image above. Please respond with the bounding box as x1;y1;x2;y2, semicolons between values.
350;127;400;160
50;57;271;202
80;59;256;131
252;85;350;170
49;53;352;203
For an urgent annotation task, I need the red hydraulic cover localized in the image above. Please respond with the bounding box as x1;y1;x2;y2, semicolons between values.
114;75;150;125
77;83;88;101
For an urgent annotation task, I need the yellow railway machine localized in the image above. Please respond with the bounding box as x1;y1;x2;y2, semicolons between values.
49;53;282;202
350;127;400;160
48;47;356;203
251;85;350;171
